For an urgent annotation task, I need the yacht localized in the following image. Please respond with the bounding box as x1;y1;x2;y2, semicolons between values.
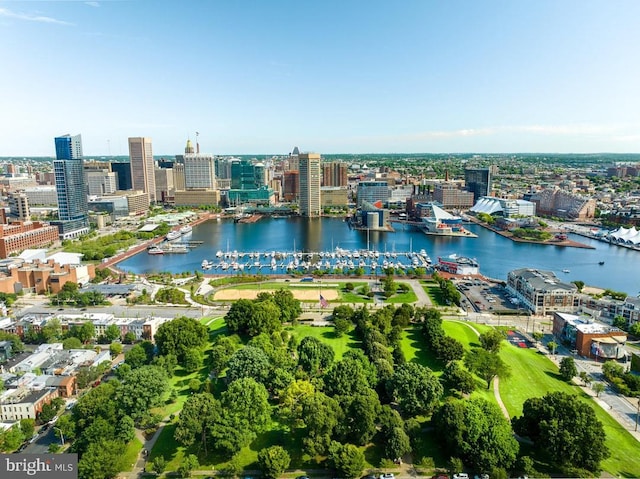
147;247;164;255
179;225;192;235
166;230;181;241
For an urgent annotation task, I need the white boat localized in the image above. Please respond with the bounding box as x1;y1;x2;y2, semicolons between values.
147;247;164;255
563;269;570;273
179;225;192;235
166;231;181;241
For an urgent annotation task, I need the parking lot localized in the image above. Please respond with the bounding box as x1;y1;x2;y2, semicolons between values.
454;277;526;315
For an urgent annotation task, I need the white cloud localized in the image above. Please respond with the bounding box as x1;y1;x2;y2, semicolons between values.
85;1;100;7
0;7;74;26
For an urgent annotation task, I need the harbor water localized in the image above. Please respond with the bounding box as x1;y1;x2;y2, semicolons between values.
117;217;640;295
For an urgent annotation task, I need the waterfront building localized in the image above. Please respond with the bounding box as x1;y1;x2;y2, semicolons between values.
434;183;475;209
526;187;596;220
227;187;273;206
299;153;321;217
128;137;155;205
322;161;348;187
0;222;59;259
416;203;476;237
53;134;90;239
359;201;390;230
111;161;132;191
506;268;578;315
470;196;536;217
553;312;627;360
356;181;389;208
320;187;348;208
436;255;479;275
464;168;492;202
8;192;30;221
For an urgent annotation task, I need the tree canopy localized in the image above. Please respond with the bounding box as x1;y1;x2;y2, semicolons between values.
513;392;610;473
434;398;519;472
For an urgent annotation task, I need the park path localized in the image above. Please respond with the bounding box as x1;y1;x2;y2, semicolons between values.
450;320;511;420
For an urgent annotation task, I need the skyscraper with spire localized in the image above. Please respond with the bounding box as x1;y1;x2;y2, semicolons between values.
53;134;90;239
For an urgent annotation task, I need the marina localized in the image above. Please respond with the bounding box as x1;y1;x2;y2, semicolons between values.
197;247;431;274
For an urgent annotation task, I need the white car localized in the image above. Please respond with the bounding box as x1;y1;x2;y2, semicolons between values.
380;474;395;479
453;474;469;479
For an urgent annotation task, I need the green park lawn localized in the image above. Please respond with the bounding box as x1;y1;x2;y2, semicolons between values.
288;324;359;360
422;282;448;306
121;437;144;472
384;285;418;304
498;343;640;476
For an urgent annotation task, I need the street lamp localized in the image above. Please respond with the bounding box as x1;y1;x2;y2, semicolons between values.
54;426;64;446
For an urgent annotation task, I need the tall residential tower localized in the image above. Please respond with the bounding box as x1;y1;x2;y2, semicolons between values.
53;134;90;239
299;152;321;217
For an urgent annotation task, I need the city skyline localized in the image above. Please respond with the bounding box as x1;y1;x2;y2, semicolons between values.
1;1;640;156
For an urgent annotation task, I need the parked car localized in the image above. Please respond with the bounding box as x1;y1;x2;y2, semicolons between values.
380;474;395;479
453;474;469;479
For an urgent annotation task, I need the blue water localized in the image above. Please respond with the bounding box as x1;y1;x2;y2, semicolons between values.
117;217;640;295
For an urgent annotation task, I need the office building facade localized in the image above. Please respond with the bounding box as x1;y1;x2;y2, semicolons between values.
464;168;492;202
128;137;156;204
299;153;321;217
111;162;132;191
356;181;389;208
322;161;348;187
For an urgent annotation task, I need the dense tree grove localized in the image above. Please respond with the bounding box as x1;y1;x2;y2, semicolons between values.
434;398;519;472
225;291;302;336
513;392;610;473
154;316;208;366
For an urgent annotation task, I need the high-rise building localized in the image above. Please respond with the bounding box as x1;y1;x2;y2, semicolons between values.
356;181;389;208
231;159;262;190
111;162;132;190
184;154;217;189
128;137;156;204
53;134;90;239
322;161;348;187
464;168;492;202
8;192;30;221
86;170;117;196
299;153;321;217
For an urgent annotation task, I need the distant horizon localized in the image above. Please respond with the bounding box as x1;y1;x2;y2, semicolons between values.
1;1;639;156
1;151;640;160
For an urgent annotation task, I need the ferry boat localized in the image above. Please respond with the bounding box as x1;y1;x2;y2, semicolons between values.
166;231;181;241
147;247;164;255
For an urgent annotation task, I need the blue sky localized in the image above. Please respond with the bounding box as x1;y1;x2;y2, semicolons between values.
1;0;639;156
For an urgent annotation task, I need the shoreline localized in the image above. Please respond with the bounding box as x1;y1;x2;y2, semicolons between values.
466;216;595;249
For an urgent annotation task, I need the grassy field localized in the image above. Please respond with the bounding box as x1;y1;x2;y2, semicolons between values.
287;324;359;360
121;437;144;472
422;282;448;306
384;285;418;304
499;343;640;476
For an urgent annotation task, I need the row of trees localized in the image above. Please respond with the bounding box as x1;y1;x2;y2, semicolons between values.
50;282;107;308
432;272;461;306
